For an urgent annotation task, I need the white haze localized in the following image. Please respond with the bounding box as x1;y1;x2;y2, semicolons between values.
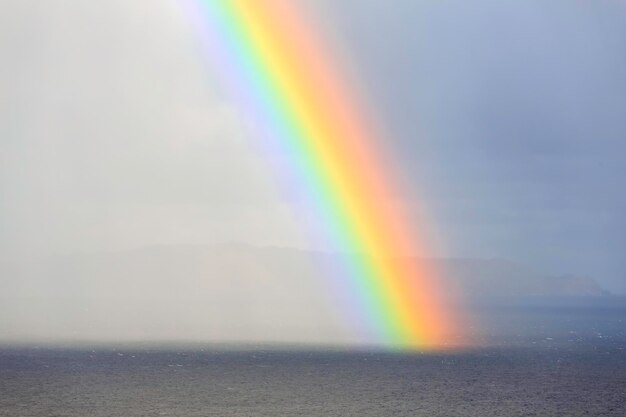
0;0;308;261
1;0;624;345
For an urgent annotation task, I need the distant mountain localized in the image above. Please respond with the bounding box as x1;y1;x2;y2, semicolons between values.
0;244;605;343
430;257;604;298
0;244;604;300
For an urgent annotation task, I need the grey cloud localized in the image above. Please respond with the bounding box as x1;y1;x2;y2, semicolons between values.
323;0;626;291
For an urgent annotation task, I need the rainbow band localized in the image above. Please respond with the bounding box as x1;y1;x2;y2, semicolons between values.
185;0;458;349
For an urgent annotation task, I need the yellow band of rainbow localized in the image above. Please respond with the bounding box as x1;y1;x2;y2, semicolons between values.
185;0;462;349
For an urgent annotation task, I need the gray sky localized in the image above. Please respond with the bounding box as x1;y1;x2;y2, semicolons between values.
1;0;625;292
0;0;308;260
325;0;626;292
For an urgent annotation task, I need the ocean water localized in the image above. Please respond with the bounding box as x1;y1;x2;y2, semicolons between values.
1;299;626;416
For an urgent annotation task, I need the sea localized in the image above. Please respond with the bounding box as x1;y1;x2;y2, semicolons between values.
1;297;625;416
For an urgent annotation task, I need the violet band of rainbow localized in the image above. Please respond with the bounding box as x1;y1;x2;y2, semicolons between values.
183;0;462;349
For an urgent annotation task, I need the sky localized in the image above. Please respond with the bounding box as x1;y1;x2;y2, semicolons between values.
323;0;626;292
1;0;625;292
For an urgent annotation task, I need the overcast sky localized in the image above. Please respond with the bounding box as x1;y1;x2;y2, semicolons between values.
1;0;625;292
323;0;626;292
0;0;310;260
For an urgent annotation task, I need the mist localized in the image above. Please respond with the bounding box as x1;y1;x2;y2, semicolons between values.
1;0;625;346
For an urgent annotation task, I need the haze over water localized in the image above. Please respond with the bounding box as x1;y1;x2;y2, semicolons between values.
1;0;626;415
2;294;625;416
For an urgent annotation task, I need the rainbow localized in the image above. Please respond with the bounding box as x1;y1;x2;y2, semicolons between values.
183;0;462;349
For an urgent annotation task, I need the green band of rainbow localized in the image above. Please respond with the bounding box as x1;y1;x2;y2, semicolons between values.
185;0;462;349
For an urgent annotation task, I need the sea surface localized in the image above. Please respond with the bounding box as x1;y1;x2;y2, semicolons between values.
1;297;626;416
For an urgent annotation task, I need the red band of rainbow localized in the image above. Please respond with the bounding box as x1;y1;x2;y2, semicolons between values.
183;0;462;349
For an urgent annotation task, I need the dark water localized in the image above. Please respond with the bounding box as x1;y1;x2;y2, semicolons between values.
2;299;626;416
1;345;625;416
